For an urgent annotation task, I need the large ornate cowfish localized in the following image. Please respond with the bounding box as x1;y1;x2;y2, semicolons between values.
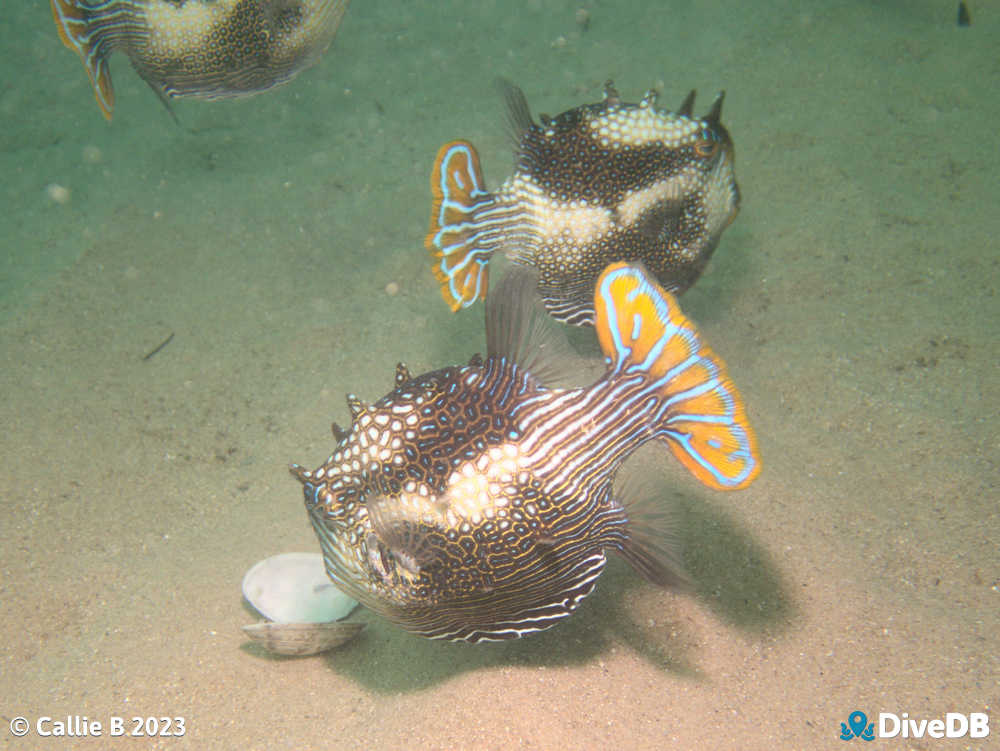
426;81;741;326
50;0;350;120
291;263;759;642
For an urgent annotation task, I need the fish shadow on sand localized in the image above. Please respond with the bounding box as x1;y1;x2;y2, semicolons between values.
319;474;792;694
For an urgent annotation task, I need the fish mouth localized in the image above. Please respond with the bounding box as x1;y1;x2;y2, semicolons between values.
716;143;740;210
702;152;741;237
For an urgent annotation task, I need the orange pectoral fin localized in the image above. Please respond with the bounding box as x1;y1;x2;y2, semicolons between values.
425;140;495;310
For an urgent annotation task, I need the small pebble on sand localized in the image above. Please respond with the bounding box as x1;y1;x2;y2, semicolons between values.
46;183;71;204
385;281;400;296
82;145;103;164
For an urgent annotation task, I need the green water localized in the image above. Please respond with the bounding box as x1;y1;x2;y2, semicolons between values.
2;1;996;748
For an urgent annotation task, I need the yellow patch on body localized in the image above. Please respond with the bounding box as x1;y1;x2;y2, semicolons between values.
588;107;701;148
512;177;611;247
439;444;526;526
144;0;224;57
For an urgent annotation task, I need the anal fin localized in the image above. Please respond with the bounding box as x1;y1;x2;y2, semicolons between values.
612;474;688;590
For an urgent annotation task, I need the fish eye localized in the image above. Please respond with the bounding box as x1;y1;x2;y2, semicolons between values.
365;533;396;583
693;138;718;159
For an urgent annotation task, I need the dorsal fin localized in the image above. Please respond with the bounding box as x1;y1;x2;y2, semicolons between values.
498;79;534;146
485;268;577;385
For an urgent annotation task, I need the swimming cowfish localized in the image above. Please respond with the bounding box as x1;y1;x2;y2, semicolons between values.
50;0;350;120
426;81;741;326
291;263;759;642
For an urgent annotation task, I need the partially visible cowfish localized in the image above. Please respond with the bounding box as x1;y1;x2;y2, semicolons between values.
50;0;350;120
426;81;741;326
291;263;759;642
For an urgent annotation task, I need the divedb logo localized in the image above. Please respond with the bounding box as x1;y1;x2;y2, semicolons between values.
839;710;990;741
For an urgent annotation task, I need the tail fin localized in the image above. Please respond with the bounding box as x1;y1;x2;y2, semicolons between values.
425;140;498;311
594;262;760;491
50;0;116;120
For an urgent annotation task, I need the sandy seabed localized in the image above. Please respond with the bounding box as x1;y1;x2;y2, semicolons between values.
1;1;996;748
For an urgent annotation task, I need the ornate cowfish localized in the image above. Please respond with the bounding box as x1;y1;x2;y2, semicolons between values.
291;263;759;642
50;0;350;120
426;81;741;326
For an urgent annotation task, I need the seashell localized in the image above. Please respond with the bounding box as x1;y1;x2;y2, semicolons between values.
241;552;363;656
242;552;357;622
242;620;364;656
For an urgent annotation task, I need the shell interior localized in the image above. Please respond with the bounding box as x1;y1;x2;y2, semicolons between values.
242;552;358;623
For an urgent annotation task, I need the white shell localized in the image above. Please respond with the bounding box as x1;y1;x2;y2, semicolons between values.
242;552;358;623
242;621;364;656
